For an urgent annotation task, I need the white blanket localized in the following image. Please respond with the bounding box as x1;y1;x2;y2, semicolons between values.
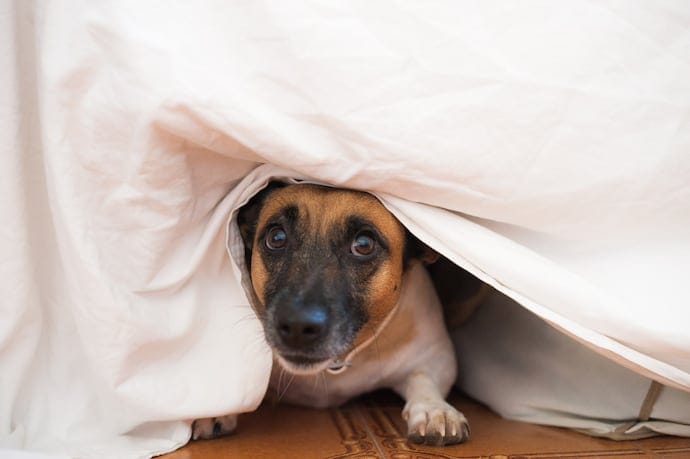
1;1;689;458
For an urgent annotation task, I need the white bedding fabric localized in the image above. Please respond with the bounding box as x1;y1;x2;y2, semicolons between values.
1;1;689;458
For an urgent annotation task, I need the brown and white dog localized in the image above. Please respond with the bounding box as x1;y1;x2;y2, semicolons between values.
193;182;471;446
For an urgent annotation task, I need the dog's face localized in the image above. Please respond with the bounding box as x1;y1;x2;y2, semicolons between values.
239;183;423;375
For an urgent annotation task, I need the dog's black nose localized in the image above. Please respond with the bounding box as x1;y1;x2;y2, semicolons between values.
276;304;328;348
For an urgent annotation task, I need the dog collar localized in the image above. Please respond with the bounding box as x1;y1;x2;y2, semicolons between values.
325;299;402;375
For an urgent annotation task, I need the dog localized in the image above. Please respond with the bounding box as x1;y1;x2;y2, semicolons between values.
193;182;470;446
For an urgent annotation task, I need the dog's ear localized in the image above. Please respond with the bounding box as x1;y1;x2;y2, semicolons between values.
403;229;440;267
237;181;287;266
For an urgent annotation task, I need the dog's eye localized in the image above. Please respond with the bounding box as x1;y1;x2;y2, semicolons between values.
351;233;376;257
265;226;287;250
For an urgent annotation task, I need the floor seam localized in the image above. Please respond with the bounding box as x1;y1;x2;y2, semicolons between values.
354;405;387;459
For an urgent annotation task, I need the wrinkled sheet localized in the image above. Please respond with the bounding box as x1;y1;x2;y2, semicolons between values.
1;1;689;457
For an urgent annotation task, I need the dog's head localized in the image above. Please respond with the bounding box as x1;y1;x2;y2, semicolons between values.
238;182;433;375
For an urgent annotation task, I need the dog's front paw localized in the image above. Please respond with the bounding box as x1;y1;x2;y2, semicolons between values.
191;414;238;440
402;400;469;446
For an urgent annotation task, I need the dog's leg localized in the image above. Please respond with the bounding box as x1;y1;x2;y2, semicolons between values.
191;414;238;440
396;371;469;446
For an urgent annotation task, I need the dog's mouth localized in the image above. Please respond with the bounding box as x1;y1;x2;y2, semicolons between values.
275;352;341;375
264;302;358;375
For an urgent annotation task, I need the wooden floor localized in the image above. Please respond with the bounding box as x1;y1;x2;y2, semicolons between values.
163;390;690;458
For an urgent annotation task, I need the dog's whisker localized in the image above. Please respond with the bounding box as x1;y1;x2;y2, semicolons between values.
231;312;262;328
320;371;329;405
244;335;272;351
275;370;284;402
268;367;287;407
277;372;296;403
373;333;384;372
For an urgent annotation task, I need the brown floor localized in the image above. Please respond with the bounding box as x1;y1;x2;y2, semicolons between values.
164;390;690;459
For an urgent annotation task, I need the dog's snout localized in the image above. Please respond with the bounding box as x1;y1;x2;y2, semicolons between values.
276;304;329;348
